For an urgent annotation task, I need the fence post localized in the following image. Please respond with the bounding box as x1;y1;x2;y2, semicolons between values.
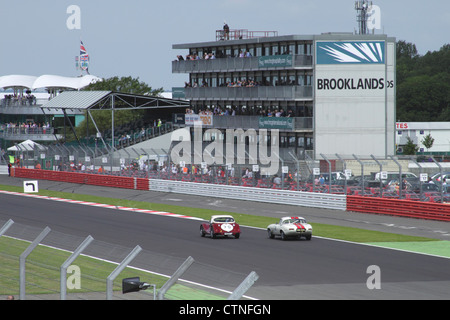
389;155;403;199
60;235;94;300
227;271;259;300
0;219;14;237
353;154;365;196
370;154;383;197
19;226;51;300
320;153;332;193
410;156;424;200
106;245;142;300
430;157;444;203
156;256;194;300
335;154;348;195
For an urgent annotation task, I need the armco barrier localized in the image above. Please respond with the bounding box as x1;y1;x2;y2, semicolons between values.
347;195;450;222
149;178;347;210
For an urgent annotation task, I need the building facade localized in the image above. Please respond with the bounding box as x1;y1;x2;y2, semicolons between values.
396;122;450;155
172;31;396;160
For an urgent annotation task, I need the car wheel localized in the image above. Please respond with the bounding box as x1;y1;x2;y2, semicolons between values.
234;233;240;239
306;234;312;241
281;231;287;241
267;229;274;239
200;226;206;237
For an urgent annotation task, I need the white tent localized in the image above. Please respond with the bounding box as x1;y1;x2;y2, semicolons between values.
7;139;47;152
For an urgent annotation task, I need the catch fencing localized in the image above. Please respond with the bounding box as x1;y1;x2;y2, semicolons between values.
0;219;258;300
9;166;450;221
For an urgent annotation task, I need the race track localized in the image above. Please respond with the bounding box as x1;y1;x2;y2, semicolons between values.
1;176;450;300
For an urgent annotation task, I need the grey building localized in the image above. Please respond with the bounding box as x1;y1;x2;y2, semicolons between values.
172;30;396;161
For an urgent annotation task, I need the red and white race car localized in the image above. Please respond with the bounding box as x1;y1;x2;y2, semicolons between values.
200;215;241;239
267;216;312;240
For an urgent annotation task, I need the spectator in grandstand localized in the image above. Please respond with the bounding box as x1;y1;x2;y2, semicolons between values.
223;22;230;40
273;175;281;186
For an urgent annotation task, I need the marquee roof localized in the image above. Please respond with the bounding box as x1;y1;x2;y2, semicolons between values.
41;90;190;111
0;74;101;90
0;75;38;89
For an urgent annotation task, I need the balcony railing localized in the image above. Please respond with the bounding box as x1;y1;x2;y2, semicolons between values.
172;54;313;73
215;29;278;41
173;114;313;131
184;85;313;101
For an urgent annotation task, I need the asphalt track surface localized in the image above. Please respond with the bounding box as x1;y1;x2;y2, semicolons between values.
1;175;450;300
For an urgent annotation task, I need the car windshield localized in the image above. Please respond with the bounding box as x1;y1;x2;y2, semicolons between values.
214;217;234;223
283;218;306;224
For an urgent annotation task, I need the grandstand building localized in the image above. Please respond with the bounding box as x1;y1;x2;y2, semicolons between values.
0;74;99;149
172;30;396;161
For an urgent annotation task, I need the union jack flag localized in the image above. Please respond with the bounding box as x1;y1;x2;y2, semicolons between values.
80;40;88;56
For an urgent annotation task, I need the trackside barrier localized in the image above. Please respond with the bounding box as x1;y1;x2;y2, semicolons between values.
9;168;450;221
347;195;450;222
148;179;347;210
11;168;149;191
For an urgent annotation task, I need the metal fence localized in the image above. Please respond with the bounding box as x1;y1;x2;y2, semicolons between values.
6;140;450;203
0;219;258;300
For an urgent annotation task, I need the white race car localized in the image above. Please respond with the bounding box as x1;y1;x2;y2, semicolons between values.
267;216;312;240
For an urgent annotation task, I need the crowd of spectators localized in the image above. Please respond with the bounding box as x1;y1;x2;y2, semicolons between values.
1;93;37;106
0;121;52;134
185;106;294;117
177;49;254;62
184;77;298;89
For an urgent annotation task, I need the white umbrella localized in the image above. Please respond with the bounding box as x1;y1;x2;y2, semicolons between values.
7;139;47;152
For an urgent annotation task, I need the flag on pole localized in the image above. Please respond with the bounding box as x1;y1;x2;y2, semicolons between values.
78;40;90;74
80;40;88;56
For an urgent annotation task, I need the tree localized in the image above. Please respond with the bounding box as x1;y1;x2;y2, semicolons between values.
83;76;163;96
421;133;435;152
402;137;419;155
396;40;419;60
396;42;450;122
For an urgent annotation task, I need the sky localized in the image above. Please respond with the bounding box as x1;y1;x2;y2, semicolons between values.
0;0;448;92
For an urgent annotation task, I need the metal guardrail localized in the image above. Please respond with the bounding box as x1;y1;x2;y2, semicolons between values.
172;54;312;73
149;178;347;211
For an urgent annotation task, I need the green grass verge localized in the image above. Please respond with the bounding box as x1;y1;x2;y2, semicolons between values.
0;236;169;296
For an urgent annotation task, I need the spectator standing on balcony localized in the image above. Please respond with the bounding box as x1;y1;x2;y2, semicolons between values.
223;22;230;40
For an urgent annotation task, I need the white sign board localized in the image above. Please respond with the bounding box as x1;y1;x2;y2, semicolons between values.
420;173;428;182
24;180;39;193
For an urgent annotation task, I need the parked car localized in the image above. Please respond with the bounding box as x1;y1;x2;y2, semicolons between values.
200;215;240;239
374;172;417;186
267;216;312;241
431;172;450;184
408;183;440;193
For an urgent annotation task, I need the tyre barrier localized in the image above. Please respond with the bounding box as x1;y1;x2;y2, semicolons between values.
347;195;450;222
9;168;450;221
11;168;149;191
